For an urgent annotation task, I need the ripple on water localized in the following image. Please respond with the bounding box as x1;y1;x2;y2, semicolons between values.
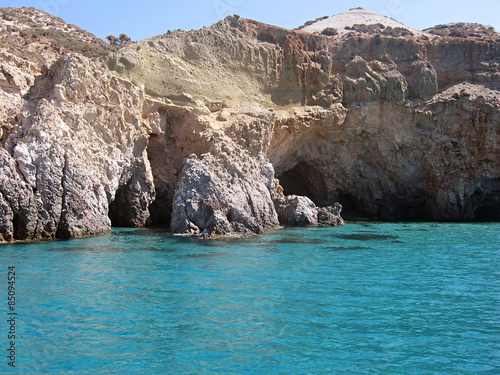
276;237;326;244
328;246;370;251
332;233;399;241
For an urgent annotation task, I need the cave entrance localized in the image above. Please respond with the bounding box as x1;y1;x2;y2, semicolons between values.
146;133;175;226
276;161;329;206
335;192;366;220
108;183;131;227
472;178;500;221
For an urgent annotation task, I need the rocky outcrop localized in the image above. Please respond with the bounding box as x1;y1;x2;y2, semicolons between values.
270;83;499;221
0;52;157;241
317;205;344;226
342;56;410;103
425;23;499;39
171;153;279;236
0;7;114;139
1;8;499;243
273;195;344;227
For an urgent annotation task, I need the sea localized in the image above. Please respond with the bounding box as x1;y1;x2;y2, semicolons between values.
1;222;499;374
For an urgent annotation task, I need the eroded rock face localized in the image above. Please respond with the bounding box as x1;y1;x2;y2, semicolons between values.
270;83;500;221
425;23;499;39
343;56;409;103
171;153;279;235
273;195;344;227
318;204;344;227
1;9;499;242
0;52;157;241
168;107;282;236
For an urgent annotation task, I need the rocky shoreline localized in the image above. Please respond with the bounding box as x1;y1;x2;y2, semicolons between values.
1;7;499;243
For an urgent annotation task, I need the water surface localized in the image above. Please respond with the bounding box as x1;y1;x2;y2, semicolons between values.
1;223;499;374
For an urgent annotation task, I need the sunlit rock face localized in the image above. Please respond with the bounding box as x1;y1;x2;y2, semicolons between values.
1;8;499;242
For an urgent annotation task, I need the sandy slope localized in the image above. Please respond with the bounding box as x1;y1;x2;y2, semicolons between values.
301;7;427;36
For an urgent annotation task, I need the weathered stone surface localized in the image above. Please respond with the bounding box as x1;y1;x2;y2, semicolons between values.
0;192;14;242
274;195;318;226
425;23;498;39
343;56;408;103
0;48;158;242
108;159;156;227
273;195;344;227
0;148;37;241
2;7;500;242
270;83;499;221
171;148;280;236
318;204;345;226
406;60;438;100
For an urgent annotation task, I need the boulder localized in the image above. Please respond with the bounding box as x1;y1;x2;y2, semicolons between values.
171;153;280;236
274;195;318;226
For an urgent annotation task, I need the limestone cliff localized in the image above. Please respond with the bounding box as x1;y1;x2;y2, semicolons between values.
108;13;499;223
0;7;499;243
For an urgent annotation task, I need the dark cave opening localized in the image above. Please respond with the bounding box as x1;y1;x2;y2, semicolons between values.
395;199;432;221
474;202;500;221
12;213;28;241
148;185;172;226
274;162;500;222
276;161;329;207
472;178;500;221
146;132;175;227
108;177;172;228
335;192;365;220
384;195;438;222
337;194;365;220
108;182;132;227
337;193;436;222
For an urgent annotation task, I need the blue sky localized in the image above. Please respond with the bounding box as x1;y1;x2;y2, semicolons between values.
2;0;499;42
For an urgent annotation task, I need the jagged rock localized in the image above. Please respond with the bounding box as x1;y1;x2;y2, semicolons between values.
0;50;157;242
274;195;318;226
171;152;280;236
0;192;13;242
343;56;408;103
425;23;498;39
271;83;500;221
273;195;344;227
407;60;438;99
108;159;156;227
0;148;37;241
56;152;111;238
318;204;345;226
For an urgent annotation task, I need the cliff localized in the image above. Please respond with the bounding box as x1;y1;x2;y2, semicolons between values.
0;7;499;242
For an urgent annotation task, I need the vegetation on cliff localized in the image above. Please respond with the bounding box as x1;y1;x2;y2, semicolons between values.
0;7;114;61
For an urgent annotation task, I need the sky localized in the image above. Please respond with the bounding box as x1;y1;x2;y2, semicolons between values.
2;0;500;42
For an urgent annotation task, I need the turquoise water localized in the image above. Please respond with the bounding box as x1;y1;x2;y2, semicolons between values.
1;223;499;374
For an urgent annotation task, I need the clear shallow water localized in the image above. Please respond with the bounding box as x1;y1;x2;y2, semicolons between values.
1;223;499;374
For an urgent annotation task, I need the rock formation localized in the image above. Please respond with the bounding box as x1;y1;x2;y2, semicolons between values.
273;195;344;227
1;7;499;243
